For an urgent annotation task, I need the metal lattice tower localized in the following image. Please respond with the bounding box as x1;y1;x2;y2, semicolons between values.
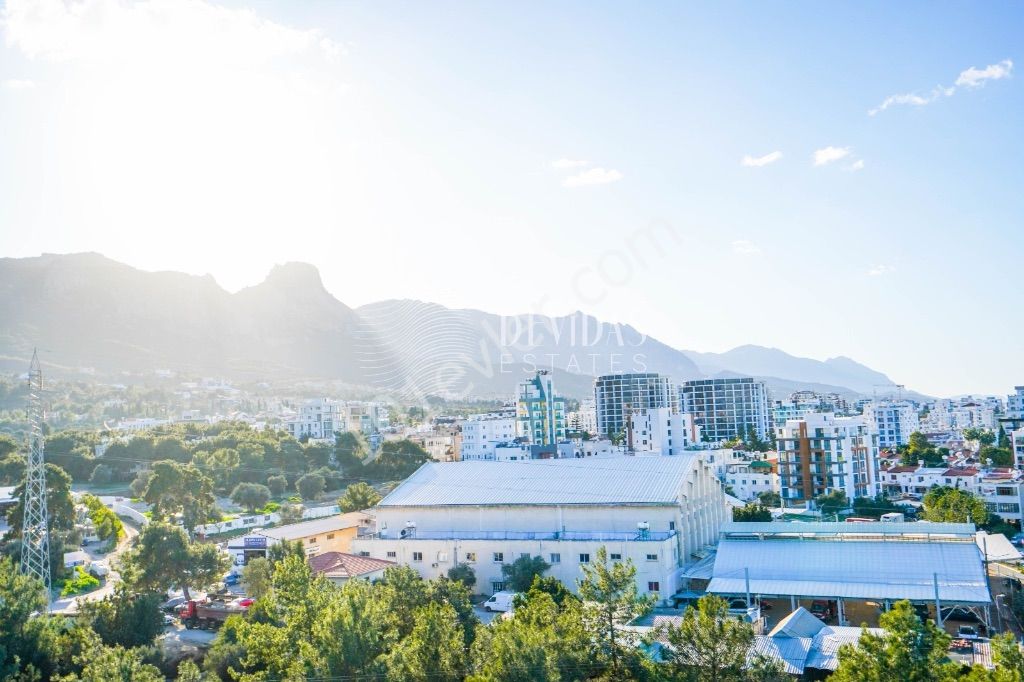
20;349;50;595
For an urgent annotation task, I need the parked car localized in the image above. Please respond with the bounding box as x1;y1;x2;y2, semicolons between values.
1012;533;1024;547
223;572;241;587
160;596;187;613
957;625;979;640
810;600;835;620
482;591;517;613
88;561;110;578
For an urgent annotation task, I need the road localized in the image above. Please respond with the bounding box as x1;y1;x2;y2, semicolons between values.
50;521;139;614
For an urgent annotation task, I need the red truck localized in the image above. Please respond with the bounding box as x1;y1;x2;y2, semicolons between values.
179;599;250;630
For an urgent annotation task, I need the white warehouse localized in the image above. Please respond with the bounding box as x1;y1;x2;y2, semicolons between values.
351;456;729;602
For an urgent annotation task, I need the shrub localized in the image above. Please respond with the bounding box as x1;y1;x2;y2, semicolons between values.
61;565;100;596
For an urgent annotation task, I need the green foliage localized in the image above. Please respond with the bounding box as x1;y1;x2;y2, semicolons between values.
447;563;477;589
815;489;850;517
78;588;163;648
981;446;1014;467
129;470;152;498
757;490;781;507
501;554;551;592
242;557;274;599
296;472;326;500
71;643;164;682
853;493;903;519
659;594;762;682
900;431;945;466
732;503;772;522
88;463;113;485
338;482;383;512
176;659;203;682
922;486;989;525
266;474;288;497
830;600;957;682
384;602;467;682
4;462;76;538
61;565;101;596
577;546;656;680
231;482;272;513
363;439;431;480
82;493;124;550
142;460;218;532
123;522;228;600
0;555;49;679
525;575;579;610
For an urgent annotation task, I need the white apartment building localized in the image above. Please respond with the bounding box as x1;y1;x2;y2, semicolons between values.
1008;387;1024;420
881;464;1024;523
1012;428;1024;467
862;401;920;449
680;377;771;444
284;399;391;441
567;398;598;436
629;407;701;455
459;413;517;461
920;399;997;432
516;371;567;446
594;373;677;439
351;457;729;602
776;413;881;503
724;459;778;502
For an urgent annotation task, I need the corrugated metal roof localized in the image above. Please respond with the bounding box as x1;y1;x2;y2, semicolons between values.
256;512;369;540
708;537;991;603
769;607;826;638
377;456;698;507
750;636;811;675
721;521;977;537
976;530;1023;562
806;627;875;670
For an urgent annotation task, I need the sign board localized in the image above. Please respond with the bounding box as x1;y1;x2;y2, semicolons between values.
243;535;267;549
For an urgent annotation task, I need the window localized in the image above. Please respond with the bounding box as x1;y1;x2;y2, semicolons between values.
610;553;622;561
646;553;658;561
648;581;660;592
308;537;316;544
465;552;477;562
412;552;423;562
326;533;335;540
520;553;530;559
359;551;370;557
491;581;505;593
579;553;590;564
437;552;449;562
386;551;397;558
669;521;675;531
550;553;561;563
493;552;504;563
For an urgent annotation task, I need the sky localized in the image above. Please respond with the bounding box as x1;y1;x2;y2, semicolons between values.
0;0;1021;397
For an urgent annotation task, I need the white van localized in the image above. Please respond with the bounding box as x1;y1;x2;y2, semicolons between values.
88;561;110;578
483;591;517;613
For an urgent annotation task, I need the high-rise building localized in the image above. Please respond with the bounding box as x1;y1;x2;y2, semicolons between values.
1007;387;1024;420
516;371;566;445
460;411;517;461
861;401;920;449
776;413;880;504
593;373;676;439
679;377;771;444
629;407;701;455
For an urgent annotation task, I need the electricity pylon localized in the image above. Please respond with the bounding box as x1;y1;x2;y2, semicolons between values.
20;349;50;596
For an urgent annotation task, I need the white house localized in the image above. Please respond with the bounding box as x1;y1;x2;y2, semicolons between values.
459;412;517;461
351;456;730;603
629;408;701;455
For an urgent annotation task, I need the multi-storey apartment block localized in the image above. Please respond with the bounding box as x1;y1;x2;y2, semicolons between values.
861;401;920;449
680;377;771;444
516;371;566;445
776;413;880;504
594;373;677;439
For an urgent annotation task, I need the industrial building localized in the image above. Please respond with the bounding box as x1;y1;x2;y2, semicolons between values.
351;456;730;600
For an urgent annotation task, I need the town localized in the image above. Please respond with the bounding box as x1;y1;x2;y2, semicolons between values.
4;360;1024;680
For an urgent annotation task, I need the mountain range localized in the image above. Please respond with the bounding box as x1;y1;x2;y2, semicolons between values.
0;253;911;400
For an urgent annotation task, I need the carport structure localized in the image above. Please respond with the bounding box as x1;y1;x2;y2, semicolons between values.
707;521;992;628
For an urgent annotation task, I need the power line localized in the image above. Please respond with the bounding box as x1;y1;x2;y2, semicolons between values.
20;349;51;597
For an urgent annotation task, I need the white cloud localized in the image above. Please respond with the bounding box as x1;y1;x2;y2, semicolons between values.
2;78;36;89
813;146;852;166
562;167;623;188
956;59;1014;88
870;59;1012;115
731;239;760;255
551;158;589;169
867;264;895;276
741;151;783;167
848;159;865;171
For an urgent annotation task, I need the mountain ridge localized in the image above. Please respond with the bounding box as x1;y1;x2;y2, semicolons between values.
0;253;911;400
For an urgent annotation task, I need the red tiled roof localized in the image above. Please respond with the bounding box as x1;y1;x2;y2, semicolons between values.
942;468;979;477
308;552;396;579
885;466;918;474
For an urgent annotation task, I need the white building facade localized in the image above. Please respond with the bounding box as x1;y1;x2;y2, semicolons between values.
460;413;517;461
351;457;729;603
629;407;701;455
776;413;881;503
862;401;920;449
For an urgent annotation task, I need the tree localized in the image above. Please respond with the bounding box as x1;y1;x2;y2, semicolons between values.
129;470;152;498
365;439;431;480
123;522;227;600
4;462;76;538
990;632;1024;681
757;491;781;507
577;546;655;680
231;482;272;513
659;594;756;682
72;644;163;682
830;600;957;682
981;446;1014;467
383;602;467;682
853;494;902;520
279;502;305;525
177;659;203;682
242;557;273;599
88;463;113;485
732;503;772;522
815;490;849;518
77;587;163;649
901;431;943;466
267;474;288;497
525;575;579;610
447;563;477;589
922;486;989;525
296;472;326;501
142;460;218;532
501;555;551;592
0;555;49;680
338;482;382;512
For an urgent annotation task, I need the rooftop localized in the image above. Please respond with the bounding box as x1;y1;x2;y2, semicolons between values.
254;512;370;541
377;456;701;507
308;551;395;579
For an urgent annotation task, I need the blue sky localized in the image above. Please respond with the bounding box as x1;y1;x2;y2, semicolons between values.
0;0;1020;396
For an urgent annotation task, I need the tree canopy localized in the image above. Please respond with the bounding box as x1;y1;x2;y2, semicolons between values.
922;486;989;525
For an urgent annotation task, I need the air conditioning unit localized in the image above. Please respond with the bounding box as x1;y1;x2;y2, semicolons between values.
431;563;439;568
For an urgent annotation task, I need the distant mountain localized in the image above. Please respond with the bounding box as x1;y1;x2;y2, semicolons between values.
0;253;912;400
683;345;898;396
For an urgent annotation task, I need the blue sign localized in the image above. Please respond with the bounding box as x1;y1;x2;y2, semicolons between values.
244;536;267;549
